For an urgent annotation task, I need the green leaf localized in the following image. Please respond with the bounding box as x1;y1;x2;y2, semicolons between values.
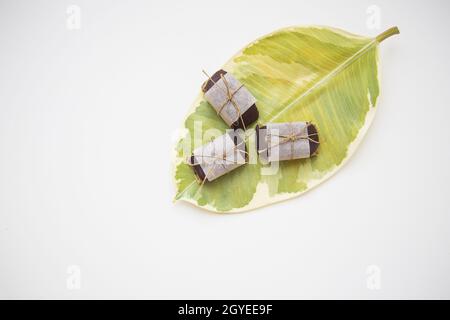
173;26;399;213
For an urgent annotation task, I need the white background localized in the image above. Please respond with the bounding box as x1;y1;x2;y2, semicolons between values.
1;0;449;299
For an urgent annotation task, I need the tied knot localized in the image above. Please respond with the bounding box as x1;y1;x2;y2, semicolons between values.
286;134;299;143
188;137;247;190
264;123;319;161
280;133;309;144
202;70;247;131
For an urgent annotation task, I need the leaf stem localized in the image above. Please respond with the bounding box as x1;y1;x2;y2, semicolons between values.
376;26;400;43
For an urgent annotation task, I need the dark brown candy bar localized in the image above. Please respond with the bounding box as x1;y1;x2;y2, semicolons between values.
202;70;259;130
190;130;247;183
256;122;319;162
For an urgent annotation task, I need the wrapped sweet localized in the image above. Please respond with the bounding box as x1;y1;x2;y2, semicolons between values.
202;70;259;130
189;131;247;183
256;122;319;163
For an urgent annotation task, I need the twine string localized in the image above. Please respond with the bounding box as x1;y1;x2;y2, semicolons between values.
262;123;319;159
202;70;247;131
188;138;247;199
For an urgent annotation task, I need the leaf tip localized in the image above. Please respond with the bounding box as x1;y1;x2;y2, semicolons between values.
173;193;182;202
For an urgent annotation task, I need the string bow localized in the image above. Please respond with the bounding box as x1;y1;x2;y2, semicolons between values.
202;70;247;131
266;123;319;160
188;137;247;197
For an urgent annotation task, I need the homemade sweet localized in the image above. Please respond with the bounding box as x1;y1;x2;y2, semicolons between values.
256;122;319;163
189;131;247;183
202;70;259;130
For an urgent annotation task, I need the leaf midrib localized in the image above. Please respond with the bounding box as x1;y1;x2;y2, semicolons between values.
269;39;377;122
